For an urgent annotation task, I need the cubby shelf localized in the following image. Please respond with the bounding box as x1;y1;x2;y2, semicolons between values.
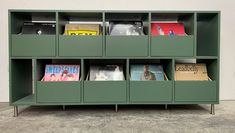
12;94;36;105
9;10;220;115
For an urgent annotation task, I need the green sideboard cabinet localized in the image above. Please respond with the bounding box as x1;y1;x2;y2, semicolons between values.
9;10;220;116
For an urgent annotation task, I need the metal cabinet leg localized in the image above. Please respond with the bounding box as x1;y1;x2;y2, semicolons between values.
115;104;118;112
211;104;215;115
62;105;65;111
13;106;18;117
165;104;168;110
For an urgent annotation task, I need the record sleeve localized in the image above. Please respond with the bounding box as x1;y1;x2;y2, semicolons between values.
89;65;124;81
109;21;144;35
130;64;165;81
20;22;56;35
43;65;80;81
151;22;186;36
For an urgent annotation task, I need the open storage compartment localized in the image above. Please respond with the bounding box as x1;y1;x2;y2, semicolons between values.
129;59;173;102
197;13;219;56
36;59;81;103
10;12;56;57
58;12;103;56
174;59;218;102
10;59;35;105
84;59;127;103
151;13;194;57
105;13;149;57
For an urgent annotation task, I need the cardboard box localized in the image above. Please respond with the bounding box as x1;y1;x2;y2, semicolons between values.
64;24;100;35
175;63;209;81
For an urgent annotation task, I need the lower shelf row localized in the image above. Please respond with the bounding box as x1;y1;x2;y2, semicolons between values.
12;80;217;105
11;58;218;105
11;58;218;81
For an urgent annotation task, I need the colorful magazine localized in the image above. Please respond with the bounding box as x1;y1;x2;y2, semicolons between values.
130;64;165;81
43;65;80;81
151;22;186;36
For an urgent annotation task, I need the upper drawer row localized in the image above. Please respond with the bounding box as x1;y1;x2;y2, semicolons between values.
9;11;220;57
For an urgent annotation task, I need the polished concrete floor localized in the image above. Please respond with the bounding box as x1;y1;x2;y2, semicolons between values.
0;101;235;133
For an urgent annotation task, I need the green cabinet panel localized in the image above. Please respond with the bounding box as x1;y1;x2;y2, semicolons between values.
106;36;148;57
11;35;56;57
9;11;220;108
175;81;217;102
37;81;81;103
151;36;194;56
130;81;172;102
84;81;127;103
59;35;102;56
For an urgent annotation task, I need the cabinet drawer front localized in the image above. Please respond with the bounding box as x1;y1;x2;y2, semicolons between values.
84;81;127;103
151;36;194;57
130;81;173;102
175;81;217;102
106;36;148;57
37;82;81;103
59;36;102;56
11;35;56;57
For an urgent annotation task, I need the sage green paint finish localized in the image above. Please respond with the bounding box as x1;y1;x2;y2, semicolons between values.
197;59;218;80
13;94;36;105
197;13;219;56
11;59;33;103
130;81;172;102
37;81;81;103
11;35;56;57
9;11;220;107
59;35;102;56
84;81;127;103
106;36;148;57
175;81;217;102
151;36;194;56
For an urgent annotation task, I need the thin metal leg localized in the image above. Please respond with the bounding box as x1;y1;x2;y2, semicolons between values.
115;104;118;112
165;104;168;110
211;104;215;115
62;105;65;111
13;106;18;117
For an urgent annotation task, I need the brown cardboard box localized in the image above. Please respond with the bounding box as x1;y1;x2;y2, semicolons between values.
175;63;209;81
64;24;100;35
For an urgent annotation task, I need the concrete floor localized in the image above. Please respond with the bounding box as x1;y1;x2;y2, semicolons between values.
0;101;235;133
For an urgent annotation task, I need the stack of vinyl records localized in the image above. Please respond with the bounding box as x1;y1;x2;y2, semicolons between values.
175;63;210;81
151;22;187;36
20;22;56;35
130;64;166;81
89;65;125;81
64;24;101;35
42;65;80;81
108;21;144;35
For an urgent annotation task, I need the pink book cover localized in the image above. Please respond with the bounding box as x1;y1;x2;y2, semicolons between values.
43;65;80;81
151;23;186;36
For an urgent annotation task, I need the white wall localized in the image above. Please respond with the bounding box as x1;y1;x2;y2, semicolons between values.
0;0;235;102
